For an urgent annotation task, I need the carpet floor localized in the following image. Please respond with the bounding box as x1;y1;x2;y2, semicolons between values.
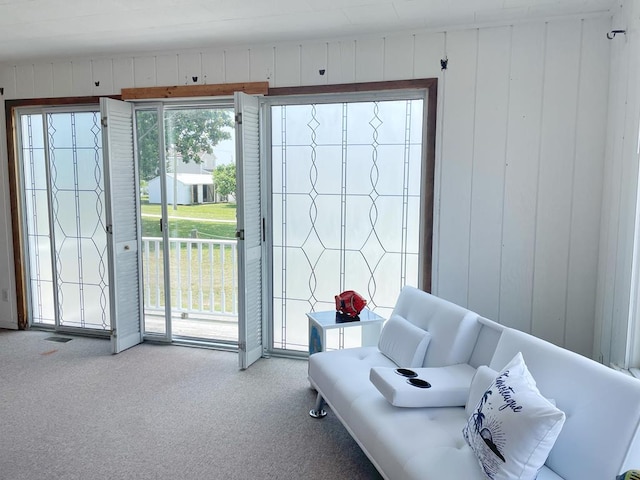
0;329;382;480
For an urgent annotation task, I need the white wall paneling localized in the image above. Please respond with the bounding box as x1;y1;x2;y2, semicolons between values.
72;60;93;96
622;7;640;369
423;31;446;292
15;64;34;99
383;34;416;80
327;40;356;84
499;22;546;336
383;34;414;80
133;56;156;87
436;28;478;307
224;49;250;84
178;52;202;85
202;51;224;85
300;42;328;86
413;32;445;79
565;17;609;356
155;54;179;87
113;57;134;94
274;44;300;87
52;62;73;97
597;15;628;365
594;1;640;368
467;26;511;321
0;66;16;99
34;63;54;98
91;58;114;96
355;37;384;82
249;46;274;83
608;15;640;368
532;19;582;347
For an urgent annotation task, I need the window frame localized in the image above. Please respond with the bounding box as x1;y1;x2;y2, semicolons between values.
263;79;437;355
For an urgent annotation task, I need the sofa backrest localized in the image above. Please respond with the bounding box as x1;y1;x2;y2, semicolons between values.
489;328;640;479
467;316;504;368
391;286;482;368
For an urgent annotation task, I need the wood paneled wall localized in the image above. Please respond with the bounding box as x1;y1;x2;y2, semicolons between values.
595;0;640;369
0;16;612;358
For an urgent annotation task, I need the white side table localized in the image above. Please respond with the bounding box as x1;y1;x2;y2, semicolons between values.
307;308;385;355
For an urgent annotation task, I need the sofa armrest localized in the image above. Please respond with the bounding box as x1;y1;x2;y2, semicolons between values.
370;363;476;407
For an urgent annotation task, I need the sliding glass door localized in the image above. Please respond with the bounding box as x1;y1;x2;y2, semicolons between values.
270;93;427;353
18;107;111;333
135;103;239;344
17;100;143;353
16;98;259;354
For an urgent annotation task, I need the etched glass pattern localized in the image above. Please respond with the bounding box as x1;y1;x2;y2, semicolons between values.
47;112;110;329
21;114;55;325
272;99;424;351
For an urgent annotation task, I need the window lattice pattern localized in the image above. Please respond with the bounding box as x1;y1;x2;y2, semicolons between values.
47;112;110;329
22;114;55;325
272;99;424;351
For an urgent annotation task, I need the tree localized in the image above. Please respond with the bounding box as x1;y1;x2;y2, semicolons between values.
213;163;236;199
135;109;234;182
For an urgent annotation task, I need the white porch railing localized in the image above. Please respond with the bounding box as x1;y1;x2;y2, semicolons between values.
141;237;238;317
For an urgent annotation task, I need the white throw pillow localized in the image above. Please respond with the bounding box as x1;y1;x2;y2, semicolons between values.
462;352;566;480
378;314;432;367
465;365;499;416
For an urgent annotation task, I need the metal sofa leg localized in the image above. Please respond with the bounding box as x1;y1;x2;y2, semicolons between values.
309;392;327;418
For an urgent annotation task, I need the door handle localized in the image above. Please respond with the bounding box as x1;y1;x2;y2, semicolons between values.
160;218;163;232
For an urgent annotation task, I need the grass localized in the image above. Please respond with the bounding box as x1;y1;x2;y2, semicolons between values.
139;202;238;312
140;202;237;240
142;241;237;313
141;218;237;239
141;202;237;221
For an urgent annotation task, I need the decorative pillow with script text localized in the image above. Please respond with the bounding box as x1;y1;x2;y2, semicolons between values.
462;352;565;480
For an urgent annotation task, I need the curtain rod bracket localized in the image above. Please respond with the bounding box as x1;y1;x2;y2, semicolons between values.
607;30;626;39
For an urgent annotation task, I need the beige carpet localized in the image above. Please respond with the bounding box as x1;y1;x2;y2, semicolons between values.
0;329;382;480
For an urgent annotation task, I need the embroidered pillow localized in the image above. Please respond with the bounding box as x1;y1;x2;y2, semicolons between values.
462;352;565;480
378;314;432;367
465;365;499;417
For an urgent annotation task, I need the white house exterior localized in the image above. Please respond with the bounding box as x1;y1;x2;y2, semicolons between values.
148;173;214;205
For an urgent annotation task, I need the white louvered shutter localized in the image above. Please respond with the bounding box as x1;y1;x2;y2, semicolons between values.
235;92;264;369
100;98;143;353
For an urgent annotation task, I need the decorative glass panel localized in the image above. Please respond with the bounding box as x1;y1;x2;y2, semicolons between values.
272;99;424;351
47;111;110;330
21;114;55;325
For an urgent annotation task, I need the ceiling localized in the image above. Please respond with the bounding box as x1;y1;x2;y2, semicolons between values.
0;0;617;63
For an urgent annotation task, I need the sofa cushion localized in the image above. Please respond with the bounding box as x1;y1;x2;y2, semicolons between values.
391;286;481;367
346;394;488;480
308;346;397;419
465;365;499;416
463;352;565;480
378;314;432;367
370;363;476;407
490;328;640;479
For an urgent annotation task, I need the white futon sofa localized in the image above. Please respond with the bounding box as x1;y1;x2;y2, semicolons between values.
308;286;640;480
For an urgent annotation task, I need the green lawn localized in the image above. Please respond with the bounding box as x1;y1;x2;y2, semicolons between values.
142;241;236;313
141;218;237;239
139;202;238;312
141;202;237;221
141;202;237;240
